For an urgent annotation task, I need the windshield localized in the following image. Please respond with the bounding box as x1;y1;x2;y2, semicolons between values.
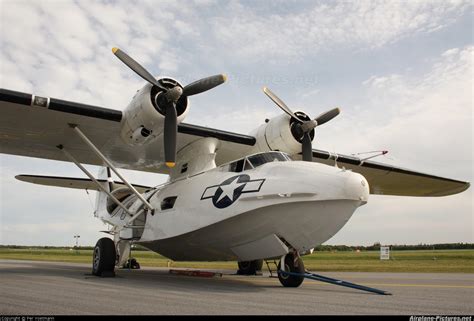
220;151;291;173
247;151;290;168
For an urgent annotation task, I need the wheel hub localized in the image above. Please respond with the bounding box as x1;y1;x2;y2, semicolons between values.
93;247;100;270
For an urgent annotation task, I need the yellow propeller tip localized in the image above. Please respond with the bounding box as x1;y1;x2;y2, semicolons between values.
112;47;119;54
166;162;176;168
222;74;228;82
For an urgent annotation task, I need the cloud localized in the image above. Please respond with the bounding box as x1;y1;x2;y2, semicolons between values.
316;45;472;176
0;0;202;108
0;0;471;246
320;46;473;244
209;1;471;61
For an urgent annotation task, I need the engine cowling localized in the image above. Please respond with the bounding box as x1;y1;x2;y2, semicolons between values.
250;111;315;155
120;78;189;145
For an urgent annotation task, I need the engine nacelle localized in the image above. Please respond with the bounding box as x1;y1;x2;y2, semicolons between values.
120;78;189;145
250;112;315;155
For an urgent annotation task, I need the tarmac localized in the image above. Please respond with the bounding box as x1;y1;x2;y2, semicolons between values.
0;259;473;315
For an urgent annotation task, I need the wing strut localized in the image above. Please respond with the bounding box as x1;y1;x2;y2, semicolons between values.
57;145;134;216
69;124;154;212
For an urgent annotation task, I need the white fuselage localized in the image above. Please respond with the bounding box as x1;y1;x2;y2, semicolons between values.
103;160;369;261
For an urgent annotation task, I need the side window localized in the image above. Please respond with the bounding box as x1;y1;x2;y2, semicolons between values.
181;163;188;174
243;158;254;171
229;159;244;172
161;196;177;211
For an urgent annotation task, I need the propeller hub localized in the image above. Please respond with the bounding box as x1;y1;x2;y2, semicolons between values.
301;119;318;132
165;86;183;103
151;79;188;117
289;111;315;142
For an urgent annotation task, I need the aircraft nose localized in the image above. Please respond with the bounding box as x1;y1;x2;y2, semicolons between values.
345;172;370;204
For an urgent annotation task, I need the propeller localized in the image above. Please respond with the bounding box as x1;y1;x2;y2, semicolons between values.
262;86;340;161
112;47;227;168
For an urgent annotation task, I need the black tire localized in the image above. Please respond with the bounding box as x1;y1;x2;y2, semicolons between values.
92;237;116;276
132;259;140;270
123;258;141;270
237;259;263;275
278;253;305;287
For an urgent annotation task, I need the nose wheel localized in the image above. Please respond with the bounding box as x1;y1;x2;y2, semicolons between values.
278;253;305;287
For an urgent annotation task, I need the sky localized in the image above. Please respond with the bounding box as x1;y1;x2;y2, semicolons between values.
0;0;472;247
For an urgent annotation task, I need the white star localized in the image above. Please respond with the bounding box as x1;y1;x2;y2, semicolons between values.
216;178;245;203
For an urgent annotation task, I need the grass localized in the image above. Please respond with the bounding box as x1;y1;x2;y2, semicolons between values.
0;248;473;273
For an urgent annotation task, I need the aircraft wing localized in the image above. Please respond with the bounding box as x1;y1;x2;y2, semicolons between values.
308;150;470;197
0;88;253;174
1;88;469;196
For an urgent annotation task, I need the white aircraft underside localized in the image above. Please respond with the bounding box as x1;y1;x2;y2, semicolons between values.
0;48;470;285
128;160;368;261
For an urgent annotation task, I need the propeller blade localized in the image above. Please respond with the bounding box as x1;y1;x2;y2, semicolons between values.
314;108;340;127
182;74;227;97
112;47;165;90
163;104;177;168
262;87;302;123
301;133;313;161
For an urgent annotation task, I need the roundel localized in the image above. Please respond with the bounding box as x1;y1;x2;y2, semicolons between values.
201;174;265;209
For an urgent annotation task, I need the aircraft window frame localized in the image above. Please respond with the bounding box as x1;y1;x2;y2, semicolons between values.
218;151;291;173
161;196;177;211
246;152;291;169
243;158;254;171
229;158;245;172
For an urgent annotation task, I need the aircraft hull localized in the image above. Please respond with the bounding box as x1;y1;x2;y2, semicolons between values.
140;199;362;261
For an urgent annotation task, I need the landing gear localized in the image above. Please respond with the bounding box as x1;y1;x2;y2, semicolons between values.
278;253;305;287
237;260;263;275
92;237;117;277
122;257;141;269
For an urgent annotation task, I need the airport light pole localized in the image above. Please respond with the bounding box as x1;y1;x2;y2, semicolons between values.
74;235;80;249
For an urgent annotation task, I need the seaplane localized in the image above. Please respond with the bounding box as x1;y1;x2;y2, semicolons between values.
0;48;469;289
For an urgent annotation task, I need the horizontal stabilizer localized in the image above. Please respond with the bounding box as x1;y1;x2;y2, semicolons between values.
15;174;152;193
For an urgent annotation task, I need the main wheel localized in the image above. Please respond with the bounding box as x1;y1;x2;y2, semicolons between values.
92;237;117;276
237;260;263;275
278;253;305;287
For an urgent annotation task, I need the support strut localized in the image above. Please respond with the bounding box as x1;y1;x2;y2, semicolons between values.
70;124;153;212
279;270;391;295
58;145;133;216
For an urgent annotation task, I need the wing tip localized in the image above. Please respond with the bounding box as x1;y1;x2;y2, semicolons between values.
15;174;28;182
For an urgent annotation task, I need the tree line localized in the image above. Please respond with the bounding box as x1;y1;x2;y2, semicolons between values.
1;243;473;251
313;243;474;252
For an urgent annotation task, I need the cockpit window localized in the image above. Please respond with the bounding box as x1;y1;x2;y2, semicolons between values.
247;152;290;168
229;159;244;172
243;158;254;171
221;152;290;173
